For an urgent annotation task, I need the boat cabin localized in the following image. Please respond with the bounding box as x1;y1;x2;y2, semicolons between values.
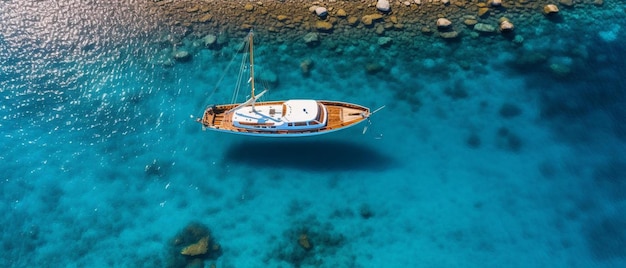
231;100;328;131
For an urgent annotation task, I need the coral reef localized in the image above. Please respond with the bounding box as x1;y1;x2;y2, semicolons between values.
181;236;209;256
268;216;350;267
166;222;222;268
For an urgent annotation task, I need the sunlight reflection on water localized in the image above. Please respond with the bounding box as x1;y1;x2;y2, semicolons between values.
0;0;166;142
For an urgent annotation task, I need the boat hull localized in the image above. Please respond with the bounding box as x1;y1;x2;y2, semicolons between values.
198;100;370;137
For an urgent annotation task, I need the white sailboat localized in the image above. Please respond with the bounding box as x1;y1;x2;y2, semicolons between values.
198;30;378;137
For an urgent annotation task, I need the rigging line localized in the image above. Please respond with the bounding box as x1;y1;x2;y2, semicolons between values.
197;35;248;114
232;39;250;104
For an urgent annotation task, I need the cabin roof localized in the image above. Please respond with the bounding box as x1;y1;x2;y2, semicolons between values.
283;100;318;122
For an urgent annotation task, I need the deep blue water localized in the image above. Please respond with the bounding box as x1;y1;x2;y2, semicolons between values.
1;1;626;267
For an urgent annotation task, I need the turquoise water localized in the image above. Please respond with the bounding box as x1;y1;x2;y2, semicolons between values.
2;1;626;267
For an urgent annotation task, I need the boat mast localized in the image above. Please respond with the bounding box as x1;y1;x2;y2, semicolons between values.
248;30;256;100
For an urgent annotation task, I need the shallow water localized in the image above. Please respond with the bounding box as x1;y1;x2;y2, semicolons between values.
1;1;626;267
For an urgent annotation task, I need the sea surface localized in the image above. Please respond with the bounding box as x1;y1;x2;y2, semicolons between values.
1;1;625;267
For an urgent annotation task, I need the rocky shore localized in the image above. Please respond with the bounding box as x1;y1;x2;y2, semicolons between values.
148;0;600;43
145;0;612;78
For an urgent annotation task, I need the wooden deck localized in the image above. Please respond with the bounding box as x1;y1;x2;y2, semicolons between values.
198;100;370;136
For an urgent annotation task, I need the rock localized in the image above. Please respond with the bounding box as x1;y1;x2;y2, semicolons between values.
464;19;478;26
315;21;333;31
378;37;393;47
543;4;559;15
474;23;496;33
559;0;574;7
436;18;452;29
414;0;422;4
298;234;312;251
277;15;289;22
172;50;191;62
336;9;347;18
347;17;359;26
181;237;209;256
440;31;459;39
421;26;433;34
202;34;217;47
594;0;604;6
550;63;571;76
361;14;384;26
303;32;320;46
375;24;385;35
491;0;502;6
314;7;328;17
244;3;254;11
365;63;384;74
390;15;398;24
376;0;391;12
442;0;450;5
216;34;228;46
478;7;490;17
403;1;412;6
300;59;313;76
198;14;213;23
499;20;514;32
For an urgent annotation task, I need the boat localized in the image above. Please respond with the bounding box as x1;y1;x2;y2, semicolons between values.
197;30;381;137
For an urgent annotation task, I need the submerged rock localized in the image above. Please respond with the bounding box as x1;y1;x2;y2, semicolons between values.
303;32;320;46
378;37;393;47
300;59;314;76
543;4;559;15
499;19;515;32
202;34;217;47
439;31;459;39
478;7;490;17
474;23;496;33
172;50;191;62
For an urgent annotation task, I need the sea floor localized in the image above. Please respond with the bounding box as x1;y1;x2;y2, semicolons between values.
1;1;626;267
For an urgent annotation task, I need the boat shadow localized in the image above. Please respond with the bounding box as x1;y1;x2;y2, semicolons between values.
224;140;394;172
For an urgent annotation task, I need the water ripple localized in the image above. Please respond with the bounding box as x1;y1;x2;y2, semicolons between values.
1;0;167;145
